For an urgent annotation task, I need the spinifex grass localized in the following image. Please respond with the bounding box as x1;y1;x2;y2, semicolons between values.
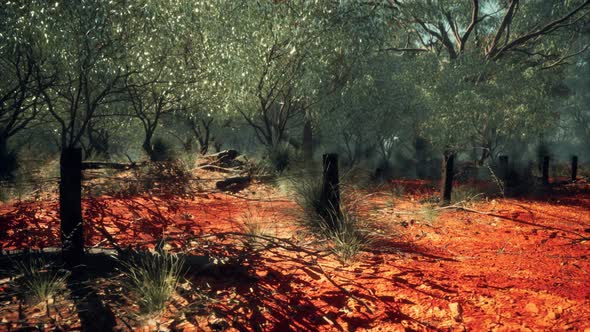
120;251;185;318
14;257;69;306
292;175;373;263
240;209;276;249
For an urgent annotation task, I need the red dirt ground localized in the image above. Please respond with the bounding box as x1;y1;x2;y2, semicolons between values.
1;180;589;331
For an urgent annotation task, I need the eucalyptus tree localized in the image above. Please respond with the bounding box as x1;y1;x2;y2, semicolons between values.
376;0;590;160
213;1;345;149
0;1;57;177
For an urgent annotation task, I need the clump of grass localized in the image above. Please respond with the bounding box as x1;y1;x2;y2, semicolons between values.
391;184;405;198
14;257;69;305
452;185;484;204
240;210;276;248
292;175;373;263
420;204;439;223
326;209;373;264
120;251;185;318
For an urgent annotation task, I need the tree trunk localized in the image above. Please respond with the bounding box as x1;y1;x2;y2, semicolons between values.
414;137;428;178
0;135;16;180
498;155;509;181
542;156;550;185
571;156;578;182
440;152;455;206
303;119;313;161
60;148;84;268
142;138;153;161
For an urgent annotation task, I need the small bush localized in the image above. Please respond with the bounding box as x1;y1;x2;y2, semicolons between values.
148;161;194;195
292;174;326;231
267;143;298;174
150;137;178;162
120;251;185;318
14;257;69;305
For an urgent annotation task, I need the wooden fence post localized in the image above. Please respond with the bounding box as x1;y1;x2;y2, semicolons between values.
572;156;578;182
60;147;84;267
440;152;455;206
321;153;340;228
542;156;550;185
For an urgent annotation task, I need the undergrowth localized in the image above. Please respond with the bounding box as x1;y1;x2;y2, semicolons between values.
13;257;69;306
119;251;185;318
291;174;373;263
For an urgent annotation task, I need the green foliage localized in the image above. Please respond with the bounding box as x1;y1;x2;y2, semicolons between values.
120;251;185;318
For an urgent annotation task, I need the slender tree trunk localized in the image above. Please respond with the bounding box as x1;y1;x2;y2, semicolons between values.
498;155;509;181
143;137;153;161
572;156;578;182
0;135;16;179
542;156;550;185
414;137;427;178
303;119;313;161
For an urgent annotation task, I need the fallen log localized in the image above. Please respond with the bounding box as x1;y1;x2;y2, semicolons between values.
203;149;239;165
215;176;251;191
82;161;145;170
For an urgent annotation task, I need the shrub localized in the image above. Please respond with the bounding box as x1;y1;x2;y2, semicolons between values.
267;143;298;174
150;137;178;162
119;251;185;318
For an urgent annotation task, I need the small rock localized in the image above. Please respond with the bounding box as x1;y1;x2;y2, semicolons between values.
525;302;539;314
546;311;560;320
449;302;463;322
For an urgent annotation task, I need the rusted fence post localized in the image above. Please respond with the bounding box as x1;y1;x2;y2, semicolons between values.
440;152;455;206
542;156;550;185
60;147;84;267
571;156;578;182
321;153;340;229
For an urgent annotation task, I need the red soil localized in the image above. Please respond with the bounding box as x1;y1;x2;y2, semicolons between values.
1;182;589;331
